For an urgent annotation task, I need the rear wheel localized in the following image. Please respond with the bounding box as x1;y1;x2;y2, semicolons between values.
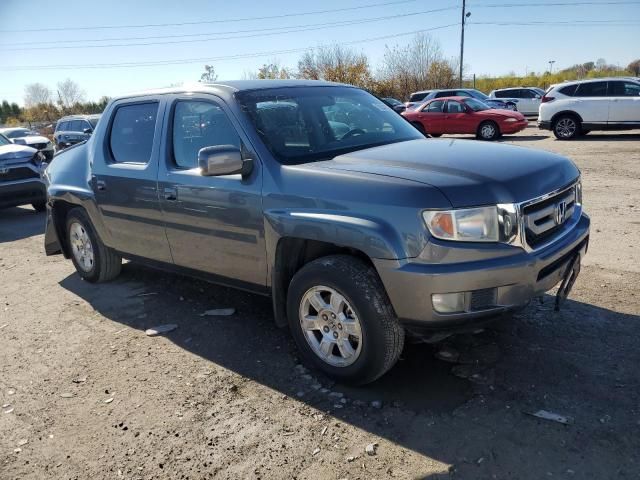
553;114;581;140
287;255;404;385
477;121;500;141
66;208;122;283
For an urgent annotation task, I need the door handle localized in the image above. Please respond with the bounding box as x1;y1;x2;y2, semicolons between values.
164;187;177;201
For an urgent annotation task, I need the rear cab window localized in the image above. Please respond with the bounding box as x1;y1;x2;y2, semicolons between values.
108;102;159;164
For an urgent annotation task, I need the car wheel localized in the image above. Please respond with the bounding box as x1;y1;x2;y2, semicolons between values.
411;122;427;136
66;207;122;283
32;201;46;212
553;115;581;140
287;255;405;385
477;121;500;141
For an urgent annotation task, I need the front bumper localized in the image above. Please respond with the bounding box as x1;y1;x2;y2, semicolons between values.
374;213;590;330
502;119;529;134
538;120;552;130
0;179;46;209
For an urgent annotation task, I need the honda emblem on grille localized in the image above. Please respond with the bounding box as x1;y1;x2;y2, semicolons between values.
554;201;567;225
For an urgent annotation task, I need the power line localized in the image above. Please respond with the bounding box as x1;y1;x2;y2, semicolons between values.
0;7;460;52
1;24;459;72
473;0;640;6
0;0;422;33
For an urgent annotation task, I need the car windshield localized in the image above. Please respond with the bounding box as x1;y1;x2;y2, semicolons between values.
0;133;11;146
237;86;423;165
5;129;32;138
464;98;491;111
468;89;489;100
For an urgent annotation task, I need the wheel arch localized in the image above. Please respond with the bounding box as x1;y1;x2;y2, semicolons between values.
550;110;584;126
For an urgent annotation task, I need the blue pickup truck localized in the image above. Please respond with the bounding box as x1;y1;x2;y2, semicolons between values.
43;80;589;384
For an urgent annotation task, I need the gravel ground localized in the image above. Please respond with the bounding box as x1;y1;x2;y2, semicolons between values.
1;126;639;479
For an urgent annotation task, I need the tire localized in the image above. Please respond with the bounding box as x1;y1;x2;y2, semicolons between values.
553;114;581;140
477;121;500;141
66;207;121;283
430;133;442;137
32;201;46;212
287;255;405;385
411;121;427;136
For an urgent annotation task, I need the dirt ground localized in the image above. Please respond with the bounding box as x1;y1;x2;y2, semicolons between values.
1;126;639;480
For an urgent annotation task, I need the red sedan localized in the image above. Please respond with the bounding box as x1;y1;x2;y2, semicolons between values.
402;96;528;140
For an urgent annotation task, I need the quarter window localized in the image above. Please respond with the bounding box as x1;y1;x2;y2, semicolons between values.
575;82;607;97
109;102;158;164
172;100;240;169
558;84;578;96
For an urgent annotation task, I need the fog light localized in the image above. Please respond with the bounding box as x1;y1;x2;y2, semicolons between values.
432;292;467;313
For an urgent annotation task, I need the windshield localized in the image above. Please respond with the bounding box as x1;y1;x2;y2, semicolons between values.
237;86;422;165
468;89;489;100
5;129;31;138
464;98;491;111
0;133;11;146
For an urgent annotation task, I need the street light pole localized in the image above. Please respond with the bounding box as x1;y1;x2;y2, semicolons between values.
548;60;555;73
459;0;466;87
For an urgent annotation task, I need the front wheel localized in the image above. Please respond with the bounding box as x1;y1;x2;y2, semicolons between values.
553;115;581;140
477;121;500;141
287;255;404;385
66;208;122;283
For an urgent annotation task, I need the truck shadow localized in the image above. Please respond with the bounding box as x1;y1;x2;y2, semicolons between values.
0;206;45;243
59;261;640;477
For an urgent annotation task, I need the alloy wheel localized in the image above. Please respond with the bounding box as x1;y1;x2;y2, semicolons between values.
69;222;94;272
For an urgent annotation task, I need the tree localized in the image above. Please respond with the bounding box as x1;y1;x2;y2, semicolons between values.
57;79;85;110
24;83;52;107
200;65;218;82
628;59;640;76
296;45;373;89
257;62;292;79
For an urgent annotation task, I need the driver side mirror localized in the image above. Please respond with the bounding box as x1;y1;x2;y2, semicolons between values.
198;145;253;177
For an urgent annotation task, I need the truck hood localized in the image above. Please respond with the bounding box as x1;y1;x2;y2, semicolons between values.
13;135;50;146
0;143;37;163
311;139;579;208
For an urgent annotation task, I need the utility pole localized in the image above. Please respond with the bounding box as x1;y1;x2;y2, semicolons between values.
548;60;555;73
459;1;470;87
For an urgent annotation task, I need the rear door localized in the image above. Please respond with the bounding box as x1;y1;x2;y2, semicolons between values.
91;97;172;263
417;100;446;133
572;81;609;124
607;80;640;123
157;95;266;287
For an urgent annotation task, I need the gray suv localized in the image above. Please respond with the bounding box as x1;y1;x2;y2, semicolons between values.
0;133;47;211
54;114;101;150
44;80;590;384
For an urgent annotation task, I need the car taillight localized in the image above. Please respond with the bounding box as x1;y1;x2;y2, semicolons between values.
541;96;555;103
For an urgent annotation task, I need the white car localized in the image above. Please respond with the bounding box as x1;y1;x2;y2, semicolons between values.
489;87;543;115
538;78;640;139
0;127;55;161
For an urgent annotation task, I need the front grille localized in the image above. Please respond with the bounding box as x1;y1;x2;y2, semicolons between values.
469;288;497;311
523;185;577;249
0;167;39;182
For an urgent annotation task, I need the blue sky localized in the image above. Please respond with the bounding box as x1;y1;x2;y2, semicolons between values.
1;0;638;104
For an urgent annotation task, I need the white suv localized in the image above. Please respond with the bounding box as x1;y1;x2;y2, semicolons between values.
489;87;543;115
538;78;640;139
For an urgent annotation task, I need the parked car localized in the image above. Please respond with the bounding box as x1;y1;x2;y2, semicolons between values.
381;97;406;113
489;87;543;115
402;96;528;140
53;114;101;150
539;78;640;139
0;127;55;161
0;133;47;211
407;89;517;111
44;80;589;384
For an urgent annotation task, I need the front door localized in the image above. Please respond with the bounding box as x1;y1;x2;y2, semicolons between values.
444;100;474;133
91;98;173;262
607;80;640;123
158;95;267;288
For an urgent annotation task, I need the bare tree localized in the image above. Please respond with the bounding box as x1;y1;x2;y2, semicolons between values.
257;60;292;79
297;45;372;89
627;59;640;76
24;83;52;107
199;65;218;82
57;79;85;109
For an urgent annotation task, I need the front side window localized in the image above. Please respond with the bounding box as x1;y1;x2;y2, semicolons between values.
608;81;640;97
237;86;421;165
109;102;158;164
172;100;241;169
425;100;445;113
575;81;607;97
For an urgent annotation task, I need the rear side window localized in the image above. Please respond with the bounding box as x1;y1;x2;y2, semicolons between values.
608;81;640;97
172;100;240;169
574;82;607;97
493;90;510;98
409;92;428;102
425;100;445;112
434;91;454;98
558;84;579;96
109;102;158;164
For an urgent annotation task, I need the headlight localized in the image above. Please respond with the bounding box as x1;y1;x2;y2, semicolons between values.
423;205;519;243
423;206;499;242
504;118;518;123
